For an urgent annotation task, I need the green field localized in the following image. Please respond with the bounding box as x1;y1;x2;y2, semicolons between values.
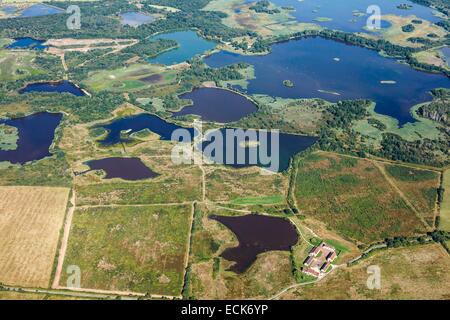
83;63;179;93
383;164;440;227
294;152;426;244
61;205;191;296
440;170;450;231
0;49;45;81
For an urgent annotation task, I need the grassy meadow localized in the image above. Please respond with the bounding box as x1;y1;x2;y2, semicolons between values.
61;205;191;296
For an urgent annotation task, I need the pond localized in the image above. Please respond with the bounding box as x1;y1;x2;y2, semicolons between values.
6;37;48;50
174;87;258;123
147;30;217;65
120;11;155;27
266;0;441;33
83;157;159;181
0;112;62;165
19;3;64;18
210;214;299;273
205;37;450;125
199;128;317;172
96;113;196;146
20;81;86;96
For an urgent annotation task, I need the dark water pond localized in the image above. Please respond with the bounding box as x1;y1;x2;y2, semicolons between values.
97;113;195;146
174;87;258;123
20;81;85;96
7;37;48;50
267;0;441;33
210;214;299;273
199;128;317;172
120;11;155;27
19;3;64;18
84;157;159;180
206;37;450;125
0;112;62;164
147;31;217;65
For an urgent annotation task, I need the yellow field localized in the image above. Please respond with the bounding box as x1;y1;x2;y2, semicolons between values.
281;244;450;300
0;186;70;288
440;170;450;232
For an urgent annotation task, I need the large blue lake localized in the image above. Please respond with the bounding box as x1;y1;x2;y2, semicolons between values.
147;31;217;65
265;0;441;32
0;112;62;165
205;37;450;125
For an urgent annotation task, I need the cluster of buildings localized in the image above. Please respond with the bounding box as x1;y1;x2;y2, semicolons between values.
302;242;337;278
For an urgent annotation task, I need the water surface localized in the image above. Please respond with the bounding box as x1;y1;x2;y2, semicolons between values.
266;0;441;32
210;214;298;273
120;11;154;27
7;37;47;50
174;87;258;122
97;113;195;146
20;81;85;96
84;157;159;180
199;128;317;172
147;31;216;65
206;37;450;125
19;3;64;18
0;112;62;164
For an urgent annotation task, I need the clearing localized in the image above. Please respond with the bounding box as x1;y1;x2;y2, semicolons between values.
0;186;70;288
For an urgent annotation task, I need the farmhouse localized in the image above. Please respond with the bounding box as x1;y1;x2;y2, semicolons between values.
302;242;337;278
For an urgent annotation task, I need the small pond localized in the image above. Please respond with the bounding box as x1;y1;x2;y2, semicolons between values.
0;112;62;165
210;214;299;273
83;157;159;181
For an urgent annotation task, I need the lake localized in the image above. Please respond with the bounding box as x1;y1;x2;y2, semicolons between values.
96;113;196;146
205;37;450;125
267;0;441;33
20;81;86;96
174;87;258;123
210;214;298;273
84;157;159;181
199;128;317;172
120;11;155;27
19;3;64;18
7;37;48;50
147;31;217;65
0;112;62;165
